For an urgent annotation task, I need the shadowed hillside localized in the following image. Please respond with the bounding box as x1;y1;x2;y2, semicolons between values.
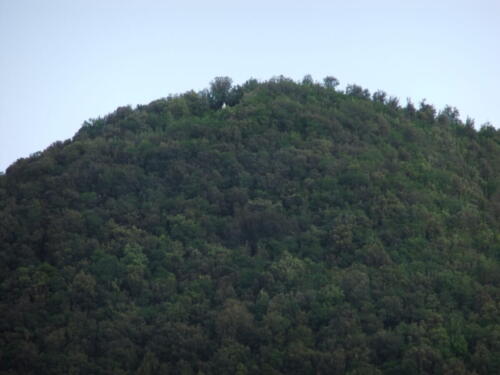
1;76;499;375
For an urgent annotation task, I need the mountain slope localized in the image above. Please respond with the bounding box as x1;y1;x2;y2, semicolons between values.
1;76;499;375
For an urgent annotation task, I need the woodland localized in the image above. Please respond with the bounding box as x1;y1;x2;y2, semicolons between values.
0;76;499;374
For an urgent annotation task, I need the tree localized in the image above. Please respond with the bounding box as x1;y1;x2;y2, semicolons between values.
302;74;314;85
323;76;339;90
387;96;400;110
438;105;460;125
346;84;370;99
372;90;387;103
405;98;416;118
209;77;233;109
418;99;436;122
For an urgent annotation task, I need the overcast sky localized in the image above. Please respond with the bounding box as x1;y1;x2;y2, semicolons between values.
1;0;499;172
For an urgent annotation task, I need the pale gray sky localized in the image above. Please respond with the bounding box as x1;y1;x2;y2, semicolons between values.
1;0;499;171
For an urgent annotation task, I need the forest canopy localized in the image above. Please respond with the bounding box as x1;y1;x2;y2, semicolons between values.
0;76;499;375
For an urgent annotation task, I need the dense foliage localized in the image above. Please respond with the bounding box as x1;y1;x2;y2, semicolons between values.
1;76;500;375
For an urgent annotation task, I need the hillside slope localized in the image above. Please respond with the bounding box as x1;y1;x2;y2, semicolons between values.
1;77;500;375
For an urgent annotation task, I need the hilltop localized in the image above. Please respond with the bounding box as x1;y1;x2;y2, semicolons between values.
1;76;499;374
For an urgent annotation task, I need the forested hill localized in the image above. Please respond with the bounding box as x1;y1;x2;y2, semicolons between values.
1;76;500;375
